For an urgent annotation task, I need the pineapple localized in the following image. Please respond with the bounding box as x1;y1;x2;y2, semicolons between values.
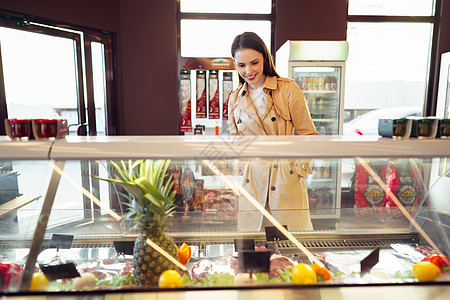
100;159;179;287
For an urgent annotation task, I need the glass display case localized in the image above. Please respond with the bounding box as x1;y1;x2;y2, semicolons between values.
0;135;449;300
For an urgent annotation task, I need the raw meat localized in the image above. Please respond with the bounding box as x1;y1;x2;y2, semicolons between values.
269;254;295;277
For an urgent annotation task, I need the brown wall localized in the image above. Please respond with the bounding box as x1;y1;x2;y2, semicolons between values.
117;0;178;135
0;0;120;31
439;0;450;56
276;0;348;48
0;0;449;135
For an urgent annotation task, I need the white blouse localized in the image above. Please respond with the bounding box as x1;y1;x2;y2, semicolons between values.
247;84;267;119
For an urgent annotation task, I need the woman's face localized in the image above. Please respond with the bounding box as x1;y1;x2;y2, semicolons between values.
234;48;266;90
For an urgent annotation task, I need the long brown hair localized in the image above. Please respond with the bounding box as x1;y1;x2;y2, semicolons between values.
231;32;280;85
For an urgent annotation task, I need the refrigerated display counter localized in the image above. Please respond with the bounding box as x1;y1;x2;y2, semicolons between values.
0;135;449;300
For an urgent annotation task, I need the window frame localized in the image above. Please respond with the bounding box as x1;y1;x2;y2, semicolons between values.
346;0;443;116
0;9;118;136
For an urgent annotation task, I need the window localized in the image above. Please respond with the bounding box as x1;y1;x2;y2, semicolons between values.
0;10;117;230
0;10;117;136
180;19;271;58
180;0;272;14
348;0;435;16
0;27;79;123
344;0;439;124
178;0;274;58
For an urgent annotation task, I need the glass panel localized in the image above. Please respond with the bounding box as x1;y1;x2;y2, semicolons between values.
292;66;341;135
2;151;450;289
91;42;107;136
344;22;432;131
0;27;79;126
180;19;271;57
180;0;272;14
348;0;435;16
446;66;450;118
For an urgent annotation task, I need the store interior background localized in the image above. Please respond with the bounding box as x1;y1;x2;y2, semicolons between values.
0;0;449;136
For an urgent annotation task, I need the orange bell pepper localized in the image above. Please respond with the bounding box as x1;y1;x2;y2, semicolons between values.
310;263;331;281
176;243;191;265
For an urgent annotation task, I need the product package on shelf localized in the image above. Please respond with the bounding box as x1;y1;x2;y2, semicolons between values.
351;159;388;217
201;161;243;176
203;189;239;218
222;72;233;120
179;70;192;132
384;159;421;217
181;167;195;212
196;70;207;118
208;70;220;119
192;179;204;212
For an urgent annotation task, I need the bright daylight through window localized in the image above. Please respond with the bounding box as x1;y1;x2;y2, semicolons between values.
343;0;435;136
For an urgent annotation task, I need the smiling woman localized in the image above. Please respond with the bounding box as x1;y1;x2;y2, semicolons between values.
227;32;319;232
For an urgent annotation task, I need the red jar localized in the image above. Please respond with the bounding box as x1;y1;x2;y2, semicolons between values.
9;119;30;139
35;119;58;139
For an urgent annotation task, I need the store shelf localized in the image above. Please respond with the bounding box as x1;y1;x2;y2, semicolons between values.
312;118;335;122
303;90;337;94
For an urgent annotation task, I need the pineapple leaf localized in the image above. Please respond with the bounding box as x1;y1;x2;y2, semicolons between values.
96;159;177;230
151;160;164;190
134;176;174;207
143;193;165;214
162;175;174;198
110;160;128;182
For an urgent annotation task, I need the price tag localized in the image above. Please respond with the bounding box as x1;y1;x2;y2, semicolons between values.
234;239;255;252
265;225;288;241
238;251;271;274
113;241;135;255
360;247;380;276
39;262;80;281
49;234;73;249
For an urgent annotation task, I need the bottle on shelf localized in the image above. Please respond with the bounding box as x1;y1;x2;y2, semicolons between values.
308;188;318;209
310;97;317;117
307;77;313;91
301;76;308;90
325;76;331;91
313;77;319;90
317;97;324;118
318;76;324;90
331;77;337;91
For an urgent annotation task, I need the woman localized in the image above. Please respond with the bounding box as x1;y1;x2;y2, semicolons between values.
228;32;319;231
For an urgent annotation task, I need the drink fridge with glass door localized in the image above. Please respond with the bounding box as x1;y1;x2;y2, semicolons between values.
276;40;349;226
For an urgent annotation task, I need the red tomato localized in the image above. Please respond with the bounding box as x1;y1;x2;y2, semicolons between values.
421;255;449;273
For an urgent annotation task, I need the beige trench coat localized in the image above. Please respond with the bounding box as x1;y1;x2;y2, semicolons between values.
228;76;319;232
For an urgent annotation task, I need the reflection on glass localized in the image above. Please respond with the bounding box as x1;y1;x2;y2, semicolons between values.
2;154;450;288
